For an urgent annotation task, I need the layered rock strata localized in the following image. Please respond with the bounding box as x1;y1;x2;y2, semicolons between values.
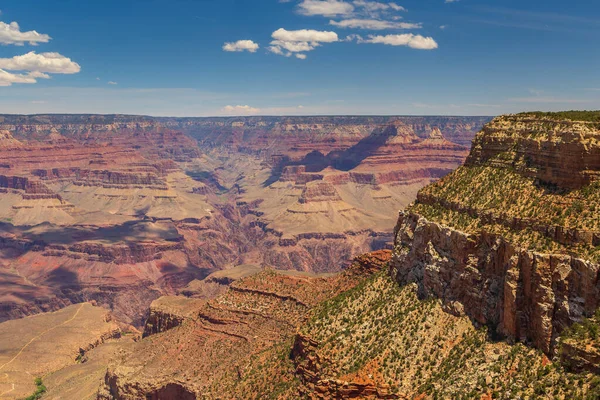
391;112;600;355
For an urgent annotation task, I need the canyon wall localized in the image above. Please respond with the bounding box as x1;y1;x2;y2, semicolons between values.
391;112;600;355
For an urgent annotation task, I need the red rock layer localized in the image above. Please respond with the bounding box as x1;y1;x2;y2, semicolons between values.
299;182;341;203
466;115;600;189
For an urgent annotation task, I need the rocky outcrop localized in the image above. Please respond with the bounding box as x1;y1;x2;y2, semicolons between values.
142;310;185;337
560;341;600;374
0;129;21;147
299;182;341;203
293;333;398;399
391;112;600;355
466;115;600;189
416;192;600;248
142;296;204;337
0;174;56;195
392;210;600;354
98;371;197;400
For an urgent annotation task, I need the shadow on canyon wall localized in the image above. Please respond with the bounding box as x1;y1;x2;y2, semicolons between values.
262;124;401;186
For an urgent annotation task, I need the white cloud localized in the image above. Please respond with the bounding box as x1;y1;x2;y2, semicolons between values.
0;21;51;46
268;45;285;56
343;34;364;42
272;28;339;43
222;105;307;115
359;33;438;49
222;105;261;115
295;54;307;59
222;39;259;53
108;81;118;85
269;28;339;59
389;3;406;11
330;18;420;29
271;40;316;53
0;69;49;86
0;52;81;74
297;0;354;17
445;0;459;3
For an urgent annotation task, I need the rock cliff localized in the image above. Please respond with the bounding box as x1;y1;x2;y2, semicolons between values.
392;111;600;355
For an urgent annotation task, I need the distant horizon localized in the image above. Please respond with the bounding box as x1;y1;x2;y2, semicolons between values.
1;112;500;118
2;110;599;119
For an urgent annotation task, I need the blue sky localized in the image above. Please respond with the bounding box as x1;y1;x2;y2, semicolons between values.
0;0;598;116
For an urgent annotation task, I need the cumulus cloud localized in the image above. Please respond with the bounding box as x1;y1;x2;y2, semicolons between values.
0;69;50;86
330;18;420;30
108;81;118;85
295;54;307;60
0;52;81;74
297;0;354;17
222;105;261;115
272;28;339;43
0;21;51;46
222;39;259;53
270;40;316;53
298;0;421;38
268;28;339;59
359;33;438;49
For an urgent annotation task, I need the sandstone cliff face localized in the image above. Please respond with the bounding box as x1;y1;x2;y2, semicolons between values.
391;112;600;355
466;115;600;189
392;211;600;354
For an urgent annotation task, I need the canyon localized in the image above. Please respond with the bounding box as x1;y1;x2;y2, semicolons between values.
0;111;599;398
0;115;488;326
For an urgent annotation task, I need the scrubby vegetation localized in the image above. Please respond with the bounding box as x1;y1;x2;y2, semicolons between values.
222;339;302;399
561;309;600;345
298;272;600;398
24;377;47;400
518;110;600;123
414;162;600;261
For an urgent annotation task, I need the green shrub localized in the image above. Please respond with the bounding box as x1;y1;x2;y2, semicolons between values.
24;377;47;400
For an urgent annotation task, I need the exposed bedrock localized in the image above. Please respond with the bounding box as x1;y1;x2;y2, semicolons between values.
292;333;398;400
142;296;204;337
391;210;600;355
299;182;341;203
466;115;600;189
